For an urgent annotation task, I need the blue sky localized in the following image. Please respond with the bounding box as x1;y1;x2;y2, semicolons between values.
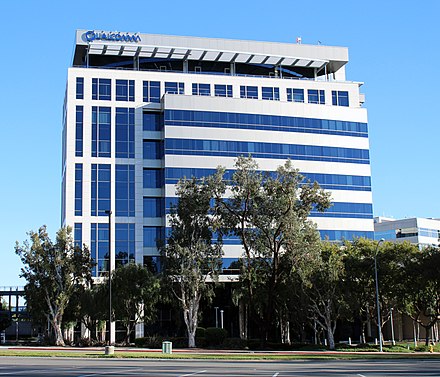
1;0;439;286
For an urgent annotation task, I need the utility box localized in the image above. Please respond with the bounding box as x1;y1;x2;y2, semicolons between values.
162;341;172;354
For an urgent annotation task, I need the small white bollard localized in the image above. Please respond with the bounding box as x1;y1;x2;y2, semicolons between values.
348;337;352;346
375;338;378;345
105;346;115;355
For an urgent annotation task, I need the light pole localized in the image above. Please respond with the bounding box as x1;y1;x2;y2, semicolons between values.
374;238;385;352
214;307;219;328
220;310;224;329
390;308;395;346
105;210;112;346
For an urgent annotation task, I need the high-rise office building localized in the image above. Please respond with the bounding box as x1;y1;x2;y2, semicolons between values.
62;30;373;280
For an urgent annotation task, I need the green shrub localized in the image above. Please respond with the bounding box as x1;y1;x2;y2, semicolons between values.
221;337;247;349
134;335;163;348
205;327;227;347
196;327;206;338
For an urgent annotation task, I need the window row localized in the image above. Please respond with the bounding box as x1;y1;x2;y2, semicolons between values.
77;77;349;107
75;164;164;217
165;110;367;138
164;167;371;191
165;138;370;164
77;107;164;158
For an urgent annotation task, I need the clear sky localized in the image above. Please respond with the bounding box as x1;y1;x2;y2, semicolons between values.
1;0;439;286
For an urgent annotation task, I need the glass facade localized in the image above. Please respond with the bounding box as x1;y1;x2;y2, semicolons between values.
143;226;162;247
75;106;83;157
262;87;280;101
286;88;304;103
165;82;184;95
90;223;109;277
308;89;325;104
116;79;135;101
115;165;135;217
92;78;111;100
143;197;163;217
332;90;349;107
192;83;211;96
144;168;164;188
76;77;84;100
115;108;135;158
74;163;82;216
165;110;368;138
240;86;258;99
165;138;369;164
143;140;163;159
143;112;162;131
91;164;111;216
214;84;233;97
143;81;161;102
74;223;82;248
92;107;111;158
115;223;135;267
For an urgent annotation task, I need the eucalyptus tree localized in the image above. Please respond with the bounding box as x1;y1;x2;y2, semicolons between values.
163;174;224;348
216;156;331;343
15;226;93;346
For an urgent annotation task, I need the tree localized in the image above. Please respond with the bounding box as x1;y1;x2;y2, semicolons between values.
216;156;331;343
402;245;440;345
0;302;11;333
15;226;93;346
109;263;160;344
305;242;349;350
163;174;224;348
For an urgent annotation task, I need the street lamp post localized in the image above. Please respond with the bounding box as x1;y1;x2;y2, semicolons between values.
214;307;219;328
105;210;112;346
374;238;385;352
390;308;396;346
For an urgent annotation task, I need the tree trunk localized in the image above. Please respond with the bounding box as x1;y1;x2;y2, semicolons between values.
327;327;335;350
183;292;199;348
238;300;248;340
52;319;65;346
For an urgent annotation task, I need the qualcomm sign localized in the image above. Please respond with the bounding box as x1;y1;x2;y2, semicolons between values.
85;30;141;43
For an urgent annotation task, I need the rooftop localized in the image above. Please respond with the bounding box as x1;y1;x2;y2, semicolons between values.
73;30;349;80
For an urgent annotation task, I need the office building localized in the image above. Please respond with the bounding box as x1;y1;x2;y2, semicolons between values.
374;216;440;248
62;29;373;280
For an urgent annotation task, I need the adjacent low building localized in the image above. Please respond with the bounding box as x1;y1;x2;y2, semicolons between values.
374;216;440;248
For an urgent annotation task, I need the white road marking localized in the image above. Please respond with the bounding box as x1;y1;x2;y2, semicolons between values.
273;373;280;377
357;374;367;377
180;370;207;377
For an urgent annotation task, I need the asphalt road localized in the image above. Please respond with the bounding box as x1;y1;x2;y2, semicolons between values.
1;358;440;376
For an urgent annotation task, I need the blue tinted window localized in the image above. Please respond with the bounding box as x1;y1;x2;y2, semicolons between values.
143;112;162;131
116;79;135;101
240;86;258;99
308;89;325;104
75;106;83;157
320;230;374;242
165;138;369;164
192;83;211;96
262;87;280;101
90;223;109;277
165;82;184;94
91;164;111;216
286;88;304;103
143;197;163;217
74;223;82;248
92;78;111;100
143;226;162;247
76;77;84;100
115;108;135;158
143;140;163;159
115;165;135;217
115;223;135;267
143;168;163;188
214;84;233;97
165;109;368;137
92;107;111;158
332;90;349;107
75;163;82;216
143;81;161;102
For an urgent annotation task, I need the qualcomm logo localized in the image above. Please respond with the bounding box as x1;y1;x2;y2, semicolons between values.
85;30;141;43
